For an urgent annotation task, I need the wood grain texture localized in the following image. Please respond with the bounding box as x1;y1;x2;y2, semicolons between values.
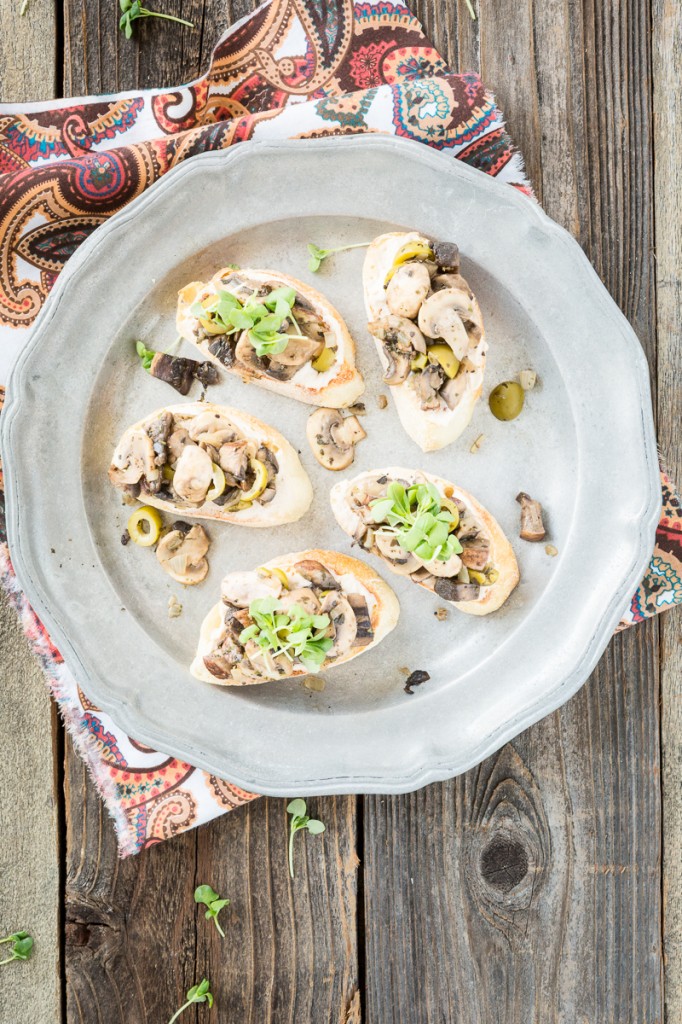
652;1;682;1020
362;0;664;1020
0;12;61;1024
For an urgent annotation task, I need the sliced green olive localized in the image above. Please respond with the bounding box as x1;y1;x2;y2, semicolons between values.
239;458;269;503
489;380;525;421
127;506;162;547
161;463;175;482
439;498;460;530
469;568;498;587
384;241;435;285
427;343;460;379
312;346;336;372
411;353;428;371
199;315;227;336
206;463;226;501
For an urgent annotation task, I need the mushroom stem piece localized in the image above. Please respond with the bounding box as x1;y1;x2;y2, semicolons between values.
516;492;547;542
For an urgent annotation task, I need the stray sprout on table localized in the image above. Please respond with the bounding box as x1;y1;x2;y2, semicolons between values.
307;241;371;273
119;1;194;40
194;885;230;939
168;978;213;1024
287;799;325;878
0;932;33;967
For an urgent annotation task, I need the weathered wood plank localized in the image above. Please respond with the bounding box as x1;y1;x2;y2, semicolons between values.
652;1;682;1020
61;7;359;1022
0;7;61;1023
363;0;663;1019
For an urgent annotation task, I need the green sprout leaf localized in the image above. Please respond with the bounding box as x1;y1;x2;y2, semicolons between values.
168;977;213;1023
196;285;307;360
120;0;194;39
194;885;230;939
0;931;34;967
286;800;326;878
135;340;155;371
369;483;463;563
239;598;333;673
307;241;371;273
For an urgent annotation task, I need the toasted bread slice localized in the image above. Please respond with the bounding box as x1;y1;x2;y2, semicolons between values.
364;231;486;451
109;402;312;527
177;267;364;408
191;549;400;685
330;468;518;616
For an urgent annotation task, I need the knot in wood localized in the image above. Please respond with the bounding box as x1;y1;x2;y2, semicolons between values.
480;835;529;892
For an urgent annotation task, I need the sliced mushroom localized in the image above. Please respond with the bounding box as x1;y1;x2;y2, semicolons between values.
374;531;421;574
385;261;431;319
156;525;210;585
432;241;460;272
109;429;160;491
417;549;463;578
418;289;470;362
321;592;357;657
221;570;282;607
368;314;427;353
347;594;373;647
433;578;481;602
306;408;366;471
432;272;470;293
235;331;266;373
460;538;490;570
218;440;251;484
167;427;193;464
271;332;324;367
294;560;341;591
415;363;445;410
516;492;547;541
187;411;237;443
172;444;213;503
440;372;468;410
279;587;321;616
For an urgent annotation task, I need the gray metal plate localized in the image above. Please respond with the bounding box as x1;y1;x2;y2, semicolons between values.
1;136;660;794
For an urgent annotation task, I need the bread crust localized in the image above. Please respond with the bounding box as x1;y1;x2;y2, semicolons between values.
330;468;519;616
363;232;486;451
109;401;313;527
177;268;364;408
190;548;400;685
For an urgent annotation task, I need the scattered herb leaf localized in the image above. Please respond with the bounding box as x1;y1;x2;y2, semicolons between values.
404;669;430;695
307;241;371;272
240;597;333;674
136;340;155;371
0;932;33;967
286;799;325;878
168;978;213;1023
369;482;462;564
119;0;194;39
194;885;230;938
464;0;477;20
470;433;485;454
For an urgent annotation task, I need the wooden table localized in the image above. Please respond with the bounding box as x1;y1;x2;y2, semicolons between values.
0;2;680;1021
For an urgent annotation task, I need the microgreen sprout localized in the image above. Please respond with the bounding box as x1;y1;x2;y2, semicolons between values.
0;931;33;966
307;241;371;272
286;799;325;878
464;0;477;19
119;1;194;40
135;340;155;370
369;482;463;564
240;598;333;674
194;885;230;939
168;978;213;1023
191;286;306;358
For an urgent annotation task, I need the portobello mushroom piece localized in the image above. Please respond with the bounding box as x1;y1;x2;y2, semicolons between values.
193;361;220;387
516;492;547;541
306;408;366;471
385;261;431;320
347;594;373;647
460;539;490;570
210;485;241;507
264;360;298;381
432;240;460;273
156;525;210;585
109;428;160;491
203;654;236;680
173;444;213;503
149;353;196;396
434;578;481;602
208;336;235;367
294;559;341;591
417;289;470;362
415;363;446;410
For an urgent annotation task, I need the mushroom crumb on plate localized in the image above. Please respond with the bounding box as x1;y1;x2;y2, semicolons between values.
516;492;547;542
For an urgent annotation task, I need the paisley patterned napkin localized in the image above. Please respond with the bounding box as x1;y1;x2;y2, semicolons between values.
0;0;679;856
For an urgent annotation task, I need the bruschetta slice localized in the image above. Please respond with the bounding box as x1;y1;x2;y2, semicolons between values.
109;402;312;526
190;549;400;685
177;267;364;408
363;232;486;451
330;468;518;616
